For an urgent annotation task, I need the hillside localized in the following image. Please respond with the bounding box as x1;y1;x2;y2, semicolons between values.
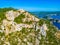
0;8;60;45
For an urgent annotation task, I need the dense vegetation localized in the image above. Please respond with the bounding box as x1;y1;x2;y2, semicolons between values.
14;14;25;24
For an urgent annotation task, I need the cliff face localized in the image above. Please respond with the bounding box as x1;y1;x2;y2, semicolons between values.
0;9;60;45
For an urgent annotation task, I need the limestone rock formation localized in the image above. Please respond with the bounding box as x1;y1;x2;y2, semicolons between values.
0;9;59;45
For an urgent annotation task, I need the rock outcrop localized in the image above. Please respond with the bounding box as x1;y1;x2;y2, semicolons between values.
0;9;59;45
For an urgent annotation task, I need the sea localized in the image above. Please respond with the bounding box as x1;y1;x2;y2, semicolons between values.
32;12;60;30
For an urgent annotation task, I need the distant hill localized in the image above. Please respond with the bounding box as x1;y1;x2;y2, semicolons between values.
0;7;17;12
31;11;60;15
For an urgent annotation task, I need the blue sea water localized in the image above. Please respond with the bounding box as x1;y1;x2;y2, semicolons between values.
53;22;60;29
33;13;60;29
50;15;60;20
49;15;60;29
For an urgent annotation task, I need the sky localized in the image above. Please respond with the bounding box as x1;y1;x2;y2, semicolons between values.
0;0;60;11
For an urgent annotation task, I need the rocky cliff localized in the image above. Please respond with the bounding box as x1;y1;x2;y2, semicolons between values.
0;9;60;45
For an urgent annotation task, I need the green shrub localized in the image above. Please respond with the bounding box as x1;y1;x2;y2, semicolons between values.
14;14;25;24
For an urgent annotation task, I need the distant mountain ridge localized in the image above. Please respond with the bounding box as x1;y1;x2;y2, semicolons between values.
31;11;60;16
